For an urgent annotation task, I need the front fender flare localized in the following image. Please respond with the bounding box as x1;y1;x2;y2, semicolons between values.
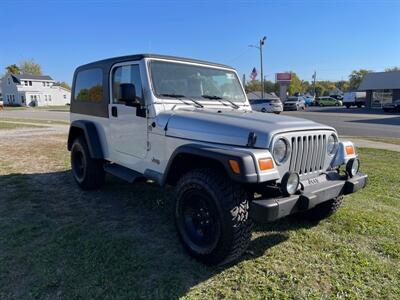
161;144;258;185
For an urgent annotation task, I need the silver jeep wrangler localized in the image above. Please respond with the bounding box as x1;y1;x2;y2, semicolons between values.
68;54;367;265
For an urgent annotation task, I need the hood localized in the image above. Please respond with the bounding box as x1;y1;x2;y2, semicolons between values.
156;108;335;148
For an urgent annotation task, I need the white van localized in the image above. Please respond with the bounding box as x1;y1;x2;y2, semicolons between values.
343;92;366;108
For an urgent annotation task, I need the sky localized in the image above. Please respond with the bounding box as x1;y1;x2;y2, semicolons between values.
1;0;399;84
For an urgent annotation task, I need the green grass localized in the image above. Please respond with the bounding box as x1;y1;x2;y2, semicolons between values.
0;121;45;130
4;105;69;112
0;146;399;299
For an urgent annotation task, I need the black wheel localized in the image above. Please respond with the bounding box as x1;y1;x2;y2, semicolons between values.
345;104;351;108
261;108;267;113
357;104;362;108
301;196;343;221
175;168;252;265
71;136;105;190
320;103;324;107
335;102;339;106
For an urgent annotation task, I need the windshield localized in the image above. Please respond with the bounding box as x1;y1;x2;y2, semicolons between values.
150;61;246;102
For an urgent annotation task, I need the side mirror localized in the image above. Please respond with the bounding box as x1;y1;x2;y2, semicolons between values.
120;83;139;107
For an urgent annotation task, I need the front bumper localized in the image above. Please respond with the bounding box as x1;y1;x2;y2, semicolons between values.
249;172;368;223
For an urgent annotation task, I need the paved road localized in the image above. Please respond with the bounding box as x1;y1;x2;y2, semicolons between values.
1;109;69;121
284;107;400;138
1;107;399;138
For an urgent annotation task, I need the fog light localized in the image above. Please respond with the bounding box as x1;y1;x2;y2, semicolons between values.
281;172;300;195
346;158;359;177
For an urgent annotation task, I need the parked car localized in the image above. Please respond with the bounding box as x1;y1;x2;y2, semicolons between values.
382;100;400;112
302;95;315;106
250;98;283;114
283;96;306;111
318;96;343;107
343;92;366;108
68;54;367;265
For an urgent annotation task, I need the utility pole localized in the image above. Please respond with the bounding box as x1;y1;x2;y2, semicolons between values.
249;36;267;98
312;71;317;98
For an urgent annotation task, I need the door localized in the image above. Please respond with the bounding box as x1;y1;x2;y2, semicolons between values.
109;63;148;159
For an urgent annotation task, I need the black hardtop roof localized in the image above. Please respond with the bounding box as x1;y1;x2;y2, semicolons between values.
77;54;235;70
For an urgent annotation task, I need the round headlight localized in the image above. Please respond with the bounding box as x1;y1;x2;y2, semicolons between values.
327;134;338;155
273;138;290;164
281;172;300;195
346;158;359;177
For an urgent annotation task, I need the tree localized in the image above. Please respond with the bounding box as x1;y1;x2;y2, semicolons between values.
385;66;400;72
19;59;43;75
335;80;350;92
288;72;303;95
349;69;371;90
56;81;71;90
245;80;262;93
5;64;20;74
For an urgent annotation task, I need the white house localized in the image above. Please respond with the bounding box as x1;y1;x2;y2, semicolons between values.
0;73;71;106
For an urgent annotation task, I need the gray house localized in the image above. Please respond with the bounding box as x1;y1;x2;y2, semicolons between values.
358;71;400;108
1;73;71;107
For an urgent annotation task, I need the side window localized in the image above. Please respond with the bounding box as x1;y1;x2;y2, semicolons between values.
74;68;103;102
112;65;143;105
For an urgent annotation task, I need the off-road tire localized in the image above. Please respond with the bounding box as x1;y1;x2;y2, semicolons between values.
71;136;105;190
175;168;252;265
302;196;343;221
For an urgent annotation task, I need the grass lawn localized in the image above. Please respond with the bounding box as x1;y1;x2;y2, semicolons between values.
0;121;46;130
4;105;69;112
0;133;399;299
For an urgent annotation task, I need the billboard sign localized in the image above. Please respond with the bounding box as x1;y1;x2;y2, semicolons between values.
276;73;292;82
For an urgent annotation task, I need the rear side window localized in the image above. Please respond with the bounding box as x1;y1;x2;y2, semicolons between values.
74;68;103;102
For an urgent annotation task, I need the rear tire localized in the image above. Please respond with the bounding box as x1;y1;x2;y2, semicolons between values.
71;136;105;190
301;196;343;221
175;168;252;265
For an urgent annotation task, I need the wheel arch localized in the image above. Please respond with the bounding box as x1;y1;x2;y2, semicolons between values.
67;120;104;159
162;144;258;186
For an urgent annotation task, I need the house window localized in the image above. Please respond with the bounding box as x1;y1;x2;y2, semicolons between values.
63;94;66;99
29;81;32;86
31;95;34;101
47;82;50;87
43;82;46;87
48;95;52;101
24;81;28;86
45;95;47;101
12;95;15;102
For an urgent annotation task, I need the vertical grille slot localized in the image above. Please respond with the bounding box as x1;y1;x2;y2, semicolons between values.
287;133;328;175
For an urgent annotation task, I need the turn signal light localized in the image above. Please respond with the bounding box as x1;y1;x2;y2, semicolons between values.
258;158;274;171
228;160;241;174
346;145;355;155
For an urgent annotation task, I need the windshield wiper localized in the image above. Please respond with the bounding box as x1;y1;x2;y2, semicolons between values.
202;94;240;109
159;93;203;108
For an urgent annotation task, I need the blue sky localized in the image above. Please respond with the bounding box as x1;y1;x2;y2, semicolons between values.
1;0;399;84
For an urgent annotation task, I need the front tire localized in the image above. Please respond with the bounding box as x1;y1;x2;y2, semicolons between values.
301;196;343;221
175;168;252;265
71;136;105;190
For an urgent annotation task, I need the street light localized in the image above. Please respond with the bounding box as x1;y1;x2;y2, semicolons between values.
249;36;267;98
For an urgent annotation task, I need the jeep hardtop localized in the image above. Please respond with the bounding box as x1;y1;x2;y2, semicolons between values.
68;54;367;265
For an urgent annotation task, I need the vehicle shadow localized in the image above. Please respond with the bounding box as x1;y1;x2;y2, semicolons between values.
308;106;400;116
348;116;400;126
0;170;318;299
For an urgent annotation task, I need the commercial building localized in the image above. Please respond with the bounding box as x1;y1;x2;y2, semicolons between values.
358;71;400;108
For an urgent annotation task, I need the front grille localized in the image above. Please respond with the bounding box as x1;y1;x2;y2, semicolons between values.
289;134;327;175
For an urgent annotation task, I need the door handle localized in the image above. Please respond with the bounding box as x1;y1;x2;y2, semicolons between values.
111;106;118;117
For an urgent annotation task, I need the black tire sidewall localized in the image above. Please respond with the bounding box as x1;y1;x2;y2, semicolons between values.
71;138;88;184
